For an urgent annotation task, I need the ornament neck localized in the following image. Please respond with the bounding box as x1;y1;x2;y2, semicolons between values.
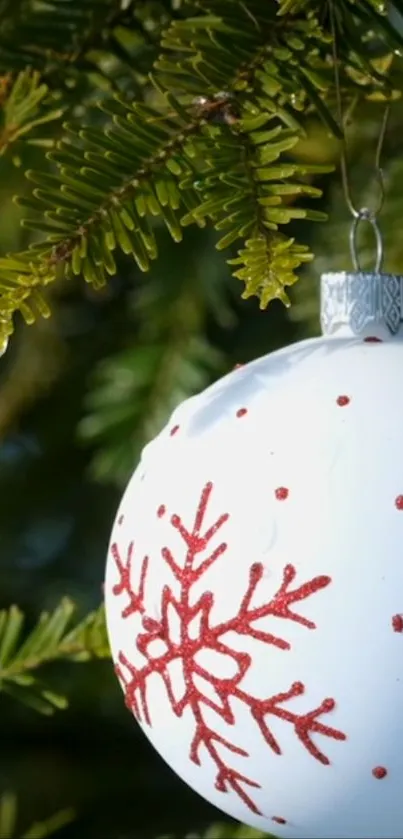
320;271;403;340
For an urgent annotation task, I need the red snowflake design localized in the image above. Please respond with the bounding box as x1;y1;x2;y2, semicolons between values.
111;482;346;815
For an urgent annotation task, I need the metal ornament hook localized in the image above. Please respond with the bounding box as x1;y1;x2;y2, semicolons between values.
329;0;390;273
349;208;384;274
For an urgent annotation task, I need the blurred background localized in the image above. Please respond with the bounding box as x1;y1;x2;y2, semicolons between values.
1;2;403;837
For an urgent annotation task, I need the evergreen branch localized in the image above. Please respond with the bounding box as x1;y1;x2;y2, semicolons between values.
0;94;207;343
158;820;269;838
228;235;314;308
0;69;64;156
80;334;224;485
0;0;401;338
180;116;332;305
0;0;122;73
79;258;226;485
0;0;106;73
0;0;174;84
0;599;109;714
0;793;75;839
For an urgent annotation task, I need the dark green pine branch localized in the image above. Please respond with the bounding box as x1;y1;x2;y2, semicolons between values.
0;0;401;342
79;241;226;485
0;95;205;340
181;117;330;306
0;0;135;75
0;0;175;95
0;68;64;156
0;0;115;74
0;599;108;715
0;792;75;839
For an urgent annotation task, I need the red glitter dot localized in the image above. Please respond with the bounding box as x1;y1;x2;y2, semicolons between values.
170;425;180;436
234;363;244;370
275;487;289;501
236;407;248;418
157;505;166;518
364;336;383;343
395;495;403;510
372;766;387;779
336;395;350;407
392;614;403;632
272;817;287;825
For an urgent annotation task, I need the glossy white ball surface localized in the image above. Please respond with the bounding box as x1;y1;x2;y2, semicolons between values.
105;331;403;839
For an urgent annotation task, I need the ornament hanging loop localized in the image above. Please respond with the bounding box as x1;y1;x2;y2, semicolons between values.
321;2;402;340
349;207;383;274
329;0;390;272
338;104;390;225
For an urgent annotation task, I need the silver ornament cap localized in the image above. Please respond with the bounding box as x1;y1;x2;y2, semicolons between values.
320;271;403;339
320;204;403;339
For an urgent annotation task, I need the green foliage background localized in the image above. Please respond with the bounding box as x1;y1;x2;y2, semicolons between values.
0;1;403;837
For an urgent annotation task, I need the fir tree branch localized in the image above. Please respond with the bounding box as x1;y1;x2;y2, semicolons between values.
0;600;109;714
0;793;75;839
158;820;269;838
0;69;64;156
79;253;226;485
0;0;400;340
0;92;215;341
0;0;175;83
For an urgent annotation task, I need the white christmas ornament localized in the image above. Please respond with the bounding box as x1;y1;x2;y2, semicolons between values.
105;268;403;839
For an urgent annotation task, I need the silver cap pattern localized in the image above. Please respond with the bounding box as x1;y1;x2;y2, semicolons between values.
320;271;403;338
